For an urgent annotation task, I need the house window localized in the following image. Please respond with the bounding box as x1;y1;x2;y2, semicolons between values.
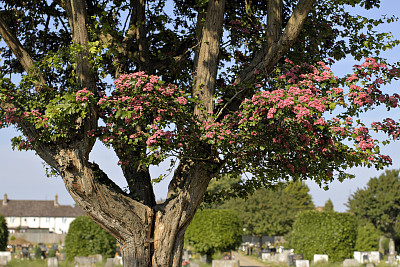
10;217;15;223
24;218;27;222
62;217;67;224
46;217;50;223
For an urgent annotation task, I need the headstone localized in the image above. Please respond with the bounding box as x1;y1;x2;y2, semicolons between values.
289;254;304;266
389;239;396;256
276;250;290;264
0;256;7;267
314;254;328;263
0;252;11;262
354;251;368;263
388;255;396;265
343;259;360;267
368;251;381;264
48;257;59;267
89;254;103;264
104;258;124;267
74;256;91;267
200;254;208;263
261;253;271;262
211;260;240;267
366;264;374;267
190;263;200;267
296;259;309;267
183;250;189;262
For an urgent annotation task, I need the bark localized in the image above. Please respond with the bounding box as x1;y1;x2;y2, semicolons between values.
193;0;225;119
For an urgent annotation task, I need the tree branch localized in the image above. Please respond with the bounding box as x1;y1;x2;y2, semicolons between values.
0;16;45;83
219;0;315;116
192;0;226;119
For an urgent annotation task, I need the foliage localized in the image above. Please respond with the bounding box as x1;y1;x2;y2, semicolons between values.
48;249;56;258
0;213;8;251
34;246;42;259
64;216;116;261
185;209;242;256
323;199;334;212
346;169;400;241
218;181;314;236
355;220;381;251
290;211;357;262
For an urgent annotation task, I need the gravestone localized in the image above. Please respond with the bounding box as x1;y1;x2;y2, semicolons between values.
183;250;189;262
89;254;103;264
388;255;396;265
48;257;58;267
389;239;396;255
368;251;381;264
211;260;240;267
296;259;309;267
379;236;385;253
343;259;360;267
289;254;304;266
353;251;368;263
105;258;123;267
190;263;200;267
313;254;328;263
74;256;91;267
0;252;11;262
200;254;208;263
0;256;7;267
276;250;290;264
261;253;271;262
366;264;374;267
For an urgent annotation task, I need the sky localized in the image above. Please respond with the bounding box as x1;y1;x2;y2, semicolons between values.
1;1;400;212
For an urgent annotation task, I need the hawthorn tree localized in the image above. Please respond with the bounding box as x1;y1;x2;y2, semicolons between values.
0;0;400;266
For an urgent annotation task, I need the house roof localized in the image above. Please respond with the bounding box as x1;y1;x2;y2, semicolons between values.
0;197;85;218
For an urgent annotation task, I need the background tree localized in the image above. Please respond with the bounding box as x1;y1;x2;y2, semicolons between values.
323;199;334;212
290;210;357;262
355;220;381;251
0;214;8;251
347;169;400;245
219;181;314;237
65;216;116;261
184;209;242;262
0;0;400;266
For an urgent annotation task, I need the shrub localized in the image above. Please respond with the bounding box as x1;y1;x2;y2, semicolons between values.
34;246;42;259
0;214;8;251
185;209;242;259
355;220;381;251
290;211;357;262
65;216;116;261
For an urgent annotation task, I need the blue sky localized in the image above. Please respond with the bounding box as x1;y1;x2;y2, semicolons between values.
1;0;400;212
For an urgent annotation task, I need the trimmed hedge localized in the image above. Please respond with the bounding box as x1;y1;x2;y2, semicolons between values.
0;214;8;251
290;211;357;262
65;216;116;261
185;209;242;256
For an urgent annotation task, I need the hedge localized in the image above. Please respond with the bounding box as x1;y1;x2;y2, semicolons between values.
290;211;357;262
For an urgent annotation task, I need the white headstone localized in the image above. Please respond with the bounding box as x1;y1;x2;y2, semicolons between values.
368;251;381;264
0;252;11;262
314;254;328;263
0;256;7;266
296;260;310;267
48;257;58;267
353;251;368;263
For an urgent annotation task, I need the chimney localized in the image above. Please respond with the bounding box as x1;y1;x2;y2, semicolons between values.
54;194;59;207
3;194;7;206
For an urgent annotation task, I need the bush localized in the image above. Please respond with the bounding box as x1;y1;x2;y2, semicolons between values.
65;216;116;261
0;214;8;251
355;221;381;251
48;249;57;258
290;211;357;262
34;246;42;259
185;209;242;259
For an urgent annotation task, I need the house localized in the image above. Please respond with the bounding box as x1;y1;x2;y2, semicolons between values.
0;194;85;234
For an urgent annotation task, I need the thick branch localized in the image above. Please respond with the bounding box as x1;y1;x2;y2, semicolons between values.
0;16;45;83
114;146;156;207
192;0;226;119
64;0;95;90
218;0;315;116
266;0;283;48
237;0;315;85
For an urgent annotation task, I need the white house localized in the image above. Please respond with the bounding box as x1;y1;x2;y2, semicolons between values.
0;194;85;234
